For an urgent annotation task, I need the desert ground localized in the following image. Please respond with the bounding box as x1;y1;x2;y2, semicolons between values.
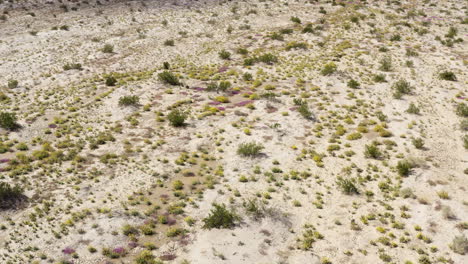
0;0;467;263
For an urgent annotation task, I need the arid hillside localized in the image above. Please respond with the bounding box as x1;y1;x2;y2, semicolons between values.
0;0;467;264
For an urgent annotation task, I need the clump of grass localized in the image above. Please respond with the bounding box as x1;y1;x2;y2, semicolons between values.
406;103;420;114
158;71;180;85
290;16;301;24
347;79;360;89
412;138;424;149
164;39;175;46
237;142;264;157
167;109;188;127
118;96;139;106
202;203;240;229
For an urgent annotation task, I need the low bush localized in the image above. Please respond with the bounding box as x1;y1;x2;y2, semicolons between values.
0;182;24;209
364;144;382;159
164;39;175;46
105;76;117;86
167;109;188;127
118;96;139;106
336;177;359;194
237;142;264;157
439;71;457;81
0;112;18;130
396;160;413;176
321;62;337;75
290;16;301;24
392;79;412;99
63;63;82;71
158;71;180;85
219;50;231;60
406;103;420;114
412;138;424;149
102;44;114;53
7;80;18;89
379;56;392;71
347;79;360;89
203;203;239;229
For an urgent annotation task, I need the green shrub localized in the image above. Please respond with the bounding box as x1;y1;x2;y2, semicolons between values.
105;76;117;86
412;138;424;149
463;135;468;150
163;39;175;46
290;16;301;24
0;182;24;209
347;79;360;89
237;142;264;157
392;79;412;99
258;53;278;64
336;177;359;194
302;24;314;33
0;112;18;130
163;61;170;69
102;44;114;53
158;71;180;85
63;63;82;71
167;109;188;127
373;74;386;82
460;119;468;131
455;103;468;117
202;203;239;229
364;144;382;159
298;103;314;120
285;41;307;50
270;32;284;41
122;224;139;236
219;50;231;60
7;80;18;89
439;71;457;81
135;250;158;264
396;160;413;176
406;103;420;114
118;96;139;106
321;62;337;76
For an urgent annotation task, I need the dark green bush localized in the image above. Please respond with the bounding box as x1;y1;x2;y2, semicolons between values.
0;112;18;130
63;63;82;71
439;71;457;81
163;61;170;69
298;103;314;120
102;44;114;53
347;79;360;89
167;109;188;127
158;71;180;85
202;203;239;229
219;50;231;60
257;53;278;64
118;95;140;106
163;39;175;46
290;16;301;24
105;76;117;86
0;182;24;209
7;80;18;89
237;142;264;157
